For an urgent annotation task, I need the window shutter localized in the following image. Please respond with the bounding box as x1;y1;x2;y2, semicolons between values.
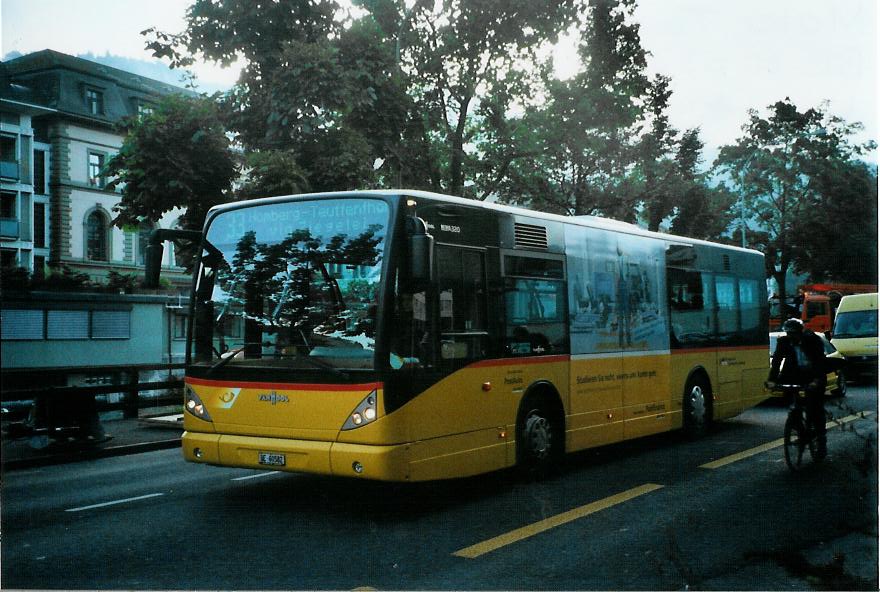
92;310;131;339
1;309;44;340
47;310;89;339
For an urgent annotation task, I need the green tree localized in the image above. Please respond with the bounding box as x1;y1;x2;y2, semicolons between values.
487;0;652;219
714;99;876;304
395;0;578;196
637;74;678;231
106;93;237;231
654;128;736;240
144;0;577;197
237;150;311;200
145;0;410;192
790;160;878;283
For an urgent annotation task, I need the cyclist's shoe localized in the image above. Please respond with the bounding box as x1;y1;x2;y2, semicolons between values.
815;441;828;461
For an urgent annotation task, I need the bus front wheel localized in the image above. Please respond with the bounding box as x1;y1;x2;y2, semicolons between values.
683;375;712;439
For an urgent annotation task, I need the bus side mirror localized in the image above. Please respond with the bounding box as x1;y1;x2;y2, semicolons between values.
144;243;165;289
408;217;434;284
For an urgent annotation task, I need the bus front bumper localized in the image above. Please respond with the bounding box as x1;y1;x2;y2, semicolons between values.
846;355;879;377
182;431;413;481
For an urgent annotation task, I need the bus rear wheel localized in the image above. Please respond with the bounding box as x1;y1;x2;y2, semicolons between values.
683;375;712;439
516;399;562;478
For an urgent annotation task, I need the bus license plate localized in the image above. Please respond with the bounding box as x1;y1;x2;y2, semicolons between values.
258;452;286;466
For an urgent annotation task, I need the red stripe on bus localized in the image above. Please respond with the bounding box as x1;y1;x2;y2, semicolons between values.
185;377;383;391
470;355;570;368
671;345;768;354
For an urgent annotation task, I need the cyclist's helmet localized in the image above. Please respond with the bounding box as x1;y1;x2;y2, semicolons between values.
782;318;804;333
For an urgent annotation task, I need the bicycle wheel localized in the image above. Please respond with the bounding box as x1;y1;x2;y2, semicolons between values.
783;411;808;471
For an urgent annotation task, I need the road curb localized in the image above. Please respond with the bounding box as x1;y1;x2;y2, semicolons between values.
1;438;181;472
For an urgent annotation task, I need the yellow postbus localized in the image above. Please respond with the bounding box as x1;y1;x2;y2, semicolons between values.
149;190;769;481
831;293;878;380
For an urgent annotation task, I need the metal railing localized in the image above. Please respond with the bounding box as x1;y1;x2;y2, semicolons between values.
1;363;185;421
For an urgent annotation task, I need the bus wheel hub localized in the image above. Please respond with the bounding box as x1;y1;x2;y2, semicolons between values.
525;413;551;459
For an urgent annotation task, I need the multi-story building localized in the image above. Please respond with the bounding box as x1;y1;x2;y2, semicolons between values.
0;50;191;286
0;77;53;277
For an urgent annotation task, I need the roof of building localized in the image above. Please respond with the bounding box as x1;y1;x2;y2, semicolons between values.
0;49;193;125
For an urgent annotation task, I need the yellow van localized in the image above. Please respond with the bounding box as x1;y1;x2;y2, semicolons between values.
831;293;878;380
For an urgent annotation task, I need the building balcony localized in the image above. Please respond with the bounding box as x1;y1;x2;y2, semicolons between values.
0;160;20;180
0;217;20;239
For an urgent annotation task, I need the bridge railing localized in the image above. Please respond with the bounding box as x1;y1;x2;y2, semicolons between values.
1;363;185;421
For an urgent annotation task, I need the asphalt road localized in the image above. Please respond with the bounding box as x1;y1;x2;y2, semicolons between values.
2;385;877;590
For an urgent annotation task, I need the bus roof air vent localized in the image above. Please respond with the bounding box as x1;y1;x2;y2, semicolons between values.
514;222;549;250
722;254;731;271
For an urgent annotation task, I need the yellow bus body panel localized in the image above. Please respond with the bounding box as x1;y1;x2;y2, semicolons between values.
182;346;769;481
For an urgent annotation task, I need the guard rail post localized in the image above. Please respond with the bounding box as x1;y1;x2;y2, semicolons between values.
124;368;140;419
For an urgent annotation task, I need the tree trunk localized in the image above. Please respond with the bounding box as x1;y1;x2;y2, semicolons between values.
773;266;789;328
449;96;471;197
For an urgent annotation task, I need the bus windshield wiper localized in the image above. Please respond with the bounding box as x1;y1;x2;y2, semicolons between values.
206;343;350;379
206;344;257;374
299;355;350;378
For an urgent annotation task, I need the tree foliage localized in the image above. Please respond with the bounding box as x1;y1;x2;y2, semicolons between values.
396;0;579;196
790;160;878;283
481;0;648;216
714;99;877;300
106;93;237;231
237;150;310;200
145;0;408;192
130;0;876;278
144;0;578;196
478;0;731;238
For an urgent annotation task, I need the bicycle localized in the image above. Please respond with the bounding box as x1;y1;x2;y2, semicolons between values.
771;383;825;471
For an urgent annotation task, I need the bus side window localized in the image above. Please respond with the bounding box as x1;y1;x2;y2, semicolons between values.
668;268;715;347
739;278;762;342
715;275;738;338
504;277;567;355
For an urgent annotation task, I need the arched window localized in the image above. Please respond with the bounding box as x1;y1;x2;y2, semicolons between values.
137;220;155;266
86;210;108;261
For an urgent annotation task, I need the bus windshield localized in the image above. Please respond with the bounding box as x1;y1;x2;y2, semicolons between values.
833;310;878;339
190;198;389;372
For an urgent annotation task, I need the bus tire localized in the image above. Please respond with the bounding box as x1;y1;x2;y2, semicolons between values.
516;391;564;479
683;373;712;439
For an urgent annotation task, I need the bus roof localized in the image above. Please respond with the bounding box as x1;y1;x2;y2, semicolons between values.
206;189;762;257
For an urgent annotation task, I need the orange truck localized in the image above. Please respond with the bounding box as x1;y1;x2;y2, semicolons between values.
769;283;877;333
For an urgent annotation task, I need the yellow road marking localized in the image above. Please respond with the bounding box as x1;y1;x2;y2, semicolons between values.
699;439;785;469
701;412;873;469
452;483;664;559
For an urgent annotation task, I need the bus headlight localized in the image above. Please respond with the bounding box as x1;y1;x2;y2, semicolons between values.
185;385;212;422
341;390;379;431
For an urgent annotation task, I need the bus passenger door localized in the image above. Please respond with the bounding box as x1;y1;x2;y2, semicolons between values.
436;245;489;368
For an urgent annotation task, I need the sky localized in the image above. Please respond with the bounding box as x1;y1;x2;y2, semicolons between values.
2;0;877;163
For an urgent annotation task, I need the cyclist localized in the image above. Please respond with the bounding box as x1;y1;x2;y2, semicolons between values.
766;318;828;459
